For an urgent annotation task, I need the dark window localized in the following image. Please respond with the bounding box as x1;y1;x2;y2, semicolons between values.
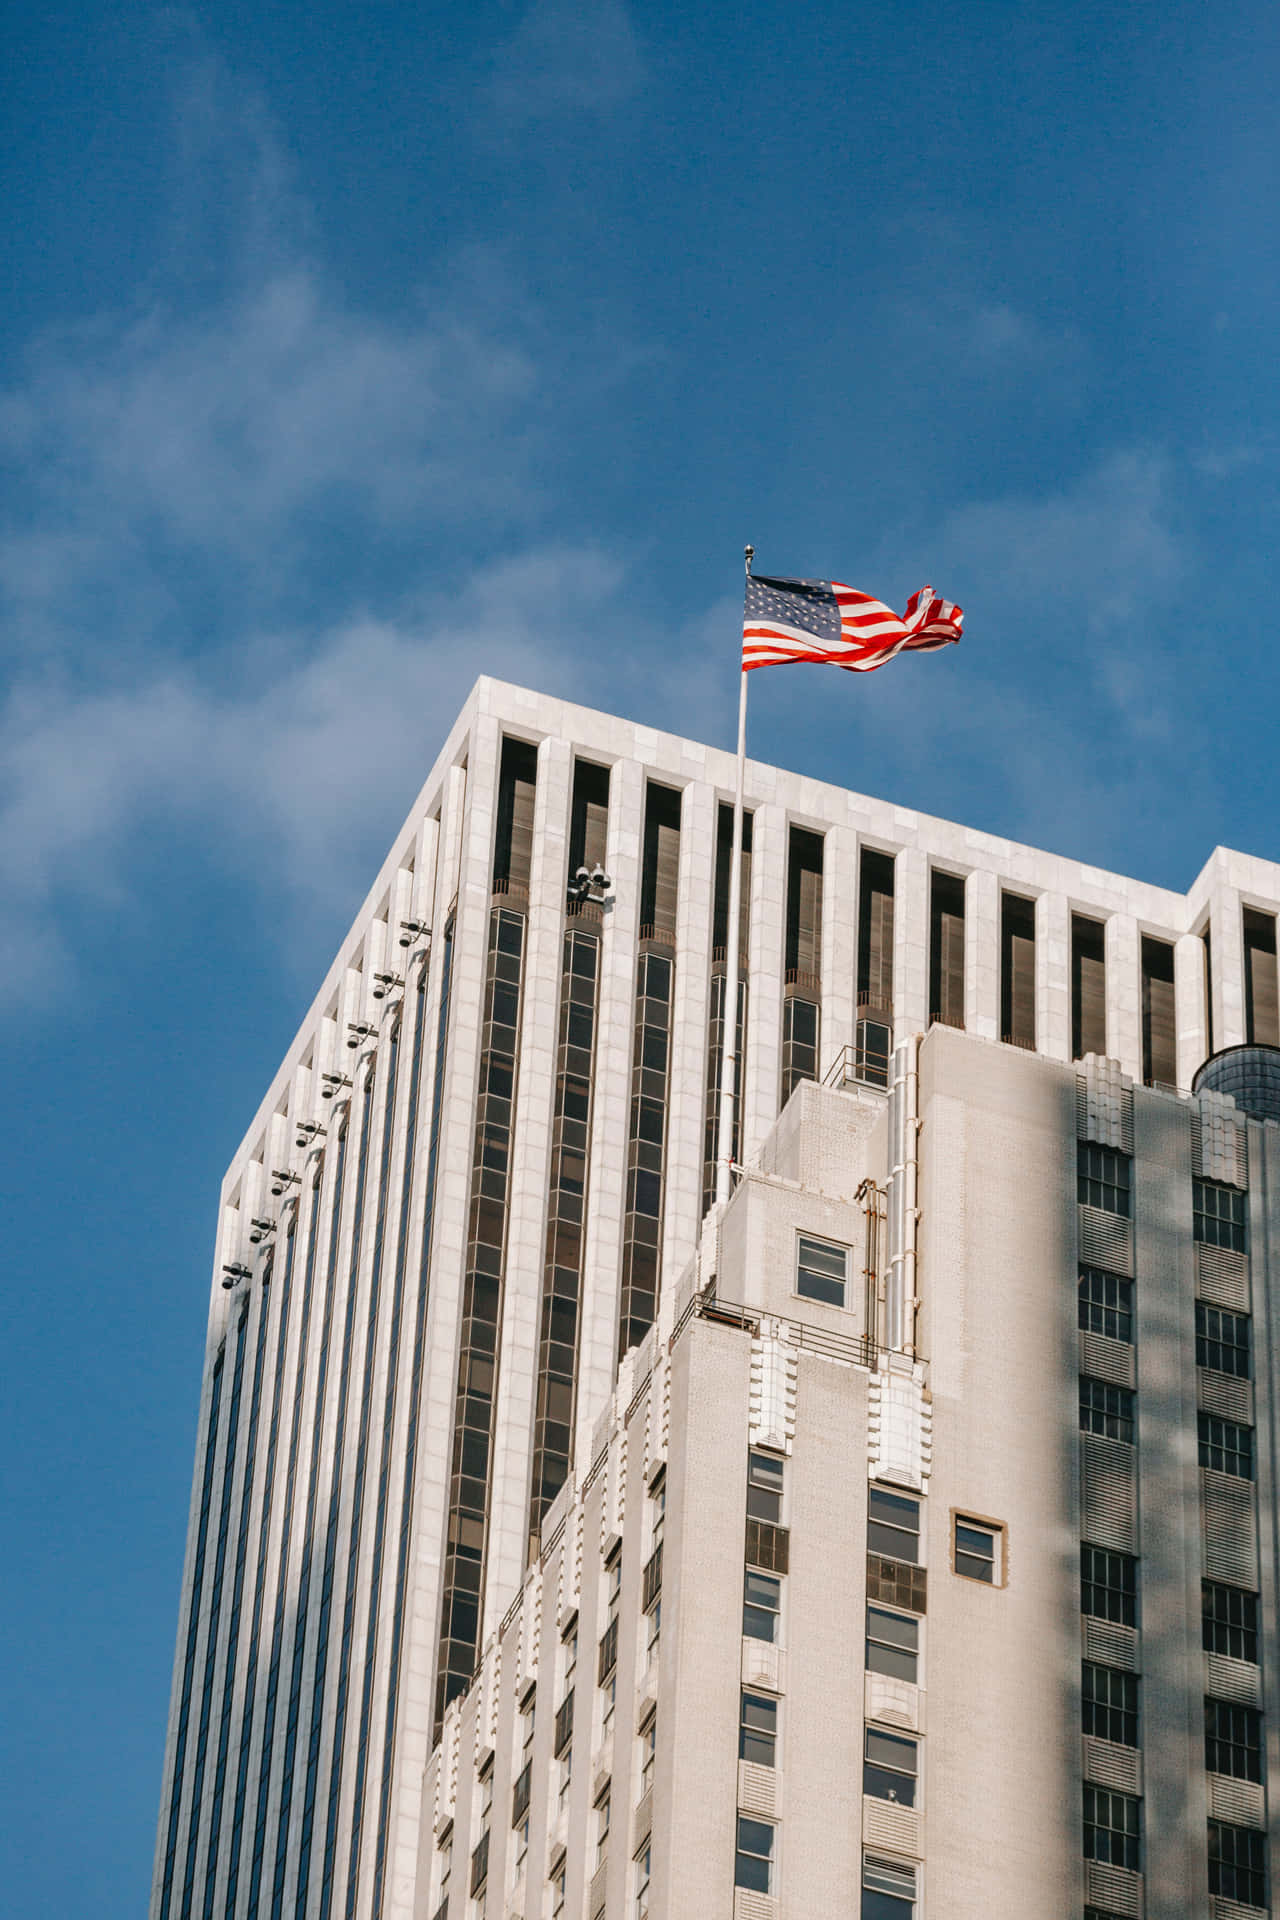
868;1487;919;1564
1199;1412;1254;1479
1243;907;1279;1048
739;1690;778;1767
928;870;966;1029
796;1234;847;1307
469;1827;490;1896
866;1556;927;1614
745;1517;790;1574
1196;1302;1252;1378
733;1816;774;1894
1000;892;1037;1049
864;1727;918;1806
954;1517;1000;1583
1083;1786;1140;1870
1078;1144;1131;1216
553;1691;574;1757
1079;1269;1134;1343
857;850;895;1015
1194;1178;1246;1252
1080;1377;1135;1444
746;1451;784;1523
1202;1582;1259;1664
1209;1820;1266;1906
1072;914;1107;1060
1083;1664;1139;1747
743;1569;781;1643
862;1854;915;1920
1206;1699;1263;1782
866;1606;919;1682
1081;1546;1137;1626
1140;935;1177;1086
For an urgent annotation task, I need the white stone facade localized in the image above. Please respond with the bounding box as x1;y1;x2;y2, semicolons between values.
152;677;1280;1920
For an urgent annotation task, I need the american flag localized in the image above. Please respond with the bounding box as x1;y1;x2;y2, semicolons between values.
742;574;963;673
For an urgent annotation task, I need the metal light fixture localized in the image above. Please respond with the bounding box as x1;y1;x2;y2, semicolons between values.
248;1216;276;1246
346;1021;376;1050
296;1119;327;1149
398;918;430;949
372;971;403;1001
321;1072;353;1100
568;863;614;906
221;1261;252;1291
270;1168;300;1197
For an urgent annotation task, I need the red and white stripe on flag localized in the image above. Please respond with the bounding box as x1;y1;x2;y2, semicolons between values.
742;583;963;673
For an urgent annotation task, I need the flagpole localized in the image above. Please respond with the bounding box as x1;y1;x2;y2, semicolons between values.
715;543;753;1209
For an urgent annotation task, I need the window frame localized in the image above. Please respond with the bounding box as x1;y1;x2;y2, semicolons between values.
1081;1545;1137;1627
952;1510;1004;1586
746;1449;785;1524
1078;1267;1134;1344
795;1230;849;1307
739;1689;779;1768
1198;1411;1254;1480
862;1853;916;1920
865;1604;919;1683
863;1725;919;1807
1194;1177;1247;1252
733;1814;775;1894
1083;1784;1140;1871
1202;1581;1259;1665
1195;1301;1252;1379
1209;1819;1267;1907
1082;1662;1139;1748
743;1568;782;1644
868;1485;921;1565
1077;1142;1132;1217
1079;1376;1136;1444
1205;1697;1263;1783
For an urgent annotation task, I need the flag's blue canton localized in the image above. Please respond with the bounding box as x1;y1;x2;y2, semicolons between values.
745;575;841;643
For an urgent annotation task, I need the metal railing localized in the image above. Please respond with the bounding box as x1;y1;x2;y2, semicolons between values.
822;1040;892;1092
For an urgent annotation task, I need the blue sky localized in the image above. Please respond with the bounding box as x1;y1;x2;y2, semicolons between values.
2;1;1278;1910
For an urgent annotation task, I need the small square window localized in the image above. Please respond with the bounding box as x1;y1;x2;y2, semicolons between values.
1078;1268;1133;1343
1206;1698;1263;1782
954;1515;1002;1584
1209;1820;1266;1906
864;1726;918;1806
1081;1546;1137;1626
734;1815;775;1893
1202;1581;1258;1664
796;1233;848;1306
1198;1412;1254;1479
1079;1377;1135;1443
1196;1302;1252;1378
1083;1785;1140;1871
1194;1178;1246;1251
1083;1663;1139;1747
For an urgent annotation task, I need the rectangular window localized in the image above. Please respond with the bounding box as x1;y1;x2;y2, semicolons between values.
743;1569;782;1643
553;1691;574;1757
866;1606;919;1683
796;1233;848;1307
1243;906;1280;1047
1072;914;1107;1060
954;1515;1001;1583
633;1842;651;1920
1080;1377;1136;1444
928;869;966;1029
1199;1411;1254;1479
551;1862;566;1917
1194;1177;1246;1251
734;1816;774;1894
1081;1546;1137;1626
1202;1582;1259;1664
1000;891;1037;1049
864;1726;918;1806
1140;935;1177;1087
746;1450;784;1523
1078;1143;1132;1216
862;1853;915;1920
1079;1268;1134;1343
639;1716;656;1797
868;1487;920;1565
739;1691;778;1768
1206;1699;1263;1782
1209;1820;1266;1907
1083;1664;1139;1747
595;1789;610;1866
1083;1785;1140;1870
1196;1302;1252;1378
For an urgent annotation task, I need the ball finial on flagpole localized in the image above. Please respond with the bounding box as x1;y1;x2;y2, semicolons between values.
745;543;754;574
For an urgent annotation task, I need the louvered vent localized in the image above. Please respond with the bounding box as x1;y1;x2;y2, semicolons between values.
1082;1735;1143;1795
1079;1206;1134;1273
1196;1243;1251;1312
861;1796;920;1855
1081;1436;1138;1552
1202;1471;1258;1586
1204;1652;1262;1708
1082;1618;1140;1671
737;1760;778;1819
1079;1330;1137;1389
1083;1862;1142;1916
1208;1773;1265;1828
1198;1371;1254;1426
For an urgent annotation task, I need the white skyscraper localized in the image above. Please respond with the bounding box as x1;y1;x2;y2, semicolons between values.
153;677;1280;1920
